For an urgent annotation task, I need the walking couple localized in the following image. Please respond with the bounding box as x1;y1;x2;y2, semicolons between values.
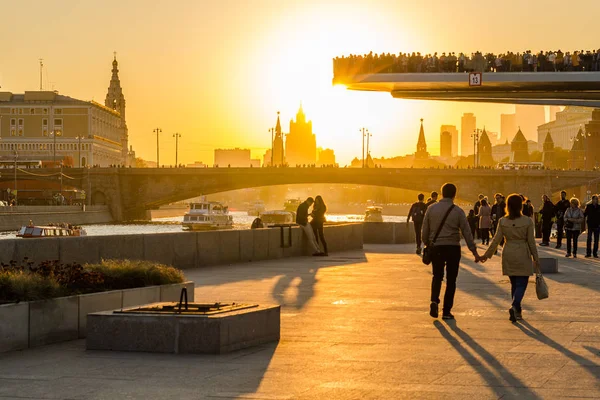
423;183;540;322
296;196;328;256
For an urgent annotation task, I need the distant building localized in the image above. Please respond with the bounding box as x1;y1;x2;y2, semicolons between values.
537;106;593;151
584;108;600;170
415;119;429;159
272;112;285;166
440;124;458;156
317;148;336;166
461;113;476;156
440;130;452;158
263;149;272;167
478;128;494;167
0;55;129;167
549;106;562;122
510;128;530;163
214;148;253;167
515;105;546;141
569;128;586;169
500;113;517;144
542;132;555;168
285;105;316;166
186;161;208;168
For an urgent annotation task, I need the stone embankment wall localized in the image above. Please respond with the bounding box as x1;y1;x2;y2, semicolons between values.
0;206;113;231
0;223;363;268
363;222;417;244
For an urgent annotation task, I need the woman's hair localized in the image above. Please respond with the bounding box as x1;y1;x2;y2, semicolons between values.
570;197;580;207
315;195;327;212
481;199;488;207
505;193;523;219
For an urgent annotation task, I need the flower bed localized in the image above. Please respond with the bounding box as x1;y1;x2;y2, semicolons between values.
0;259;185;303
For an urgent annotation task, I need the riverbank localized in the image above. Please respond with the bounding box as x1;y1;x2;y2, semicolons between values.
0;206;113;231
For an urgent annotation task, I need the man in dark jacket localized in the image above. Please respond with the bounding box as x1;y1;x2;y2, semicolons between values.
296;197;320;255
584;195;600;258
474;194;485;239
407;193;427;255
555;190;570;249
425;191;438;209
490;193;506;236
539;194;556;246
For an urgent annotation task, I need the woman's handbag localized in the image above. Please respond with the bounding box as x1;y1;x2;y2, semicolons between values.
535;273;549;300
422;205;455;265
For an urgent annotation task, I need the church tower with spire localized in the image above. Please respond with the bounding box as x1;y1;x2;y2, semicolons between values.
478;127;494;167
105;53;129;165
542;131;555;168
273;112;285;166
415;119;429;159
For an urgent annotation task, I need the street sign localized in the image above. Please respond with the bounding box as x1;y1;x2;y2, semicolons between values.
469;72;482;86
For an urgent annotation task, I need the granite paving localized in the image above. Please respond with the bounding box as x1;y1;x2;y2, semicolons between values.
1;243;599;399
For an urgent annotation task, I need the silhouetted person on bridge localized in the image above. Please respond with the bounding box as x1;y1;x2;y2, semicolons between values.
407;193;427;255
296;197;321;256
422;183;481;320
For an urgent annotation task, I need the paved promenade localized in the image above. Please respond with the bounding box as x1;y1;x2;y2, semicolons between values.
1;243;599;399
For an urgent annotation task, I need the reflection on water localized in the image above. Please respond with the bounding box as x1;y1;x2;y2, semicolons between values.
0;211;407;239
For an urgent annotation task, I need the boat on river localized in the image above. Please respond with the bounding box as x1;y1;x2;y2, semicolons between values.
259;210;295;227
283;199;301;213
364;206;384;223
182;201;233;231
247;200;266;216
17;223;87;238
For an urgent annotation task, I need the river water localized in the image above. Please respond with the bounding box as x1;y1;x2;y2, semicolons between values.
0;212;407;239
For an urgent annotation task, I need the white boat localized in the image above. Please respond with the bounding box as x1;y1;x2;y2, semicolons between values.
17;223;87;238
247;200;266;216
284;199;301;213
364;206;384;223
182;201;233;231
259;210;294;227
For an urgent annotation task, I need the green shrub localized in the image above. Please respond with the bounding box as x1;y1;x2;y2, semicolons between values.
0;271;63;303
0;259;185;303
85;259;184;290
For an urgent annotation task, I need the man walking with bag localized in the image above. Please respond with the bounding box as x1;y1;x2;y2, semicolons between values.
422;183;481;320
407;193;427;255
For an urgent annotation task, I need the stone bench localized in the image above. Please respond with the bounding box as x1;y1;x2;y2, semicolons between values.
539;257;558;274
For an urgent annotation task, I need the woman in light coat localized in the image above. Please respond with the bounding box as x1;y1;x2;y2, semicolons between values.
564;197;585;258
482;194;540;322
477;199;492;245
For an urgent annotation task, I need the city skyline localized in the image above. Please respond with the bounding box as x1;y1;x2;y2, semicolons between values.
1;0;600;165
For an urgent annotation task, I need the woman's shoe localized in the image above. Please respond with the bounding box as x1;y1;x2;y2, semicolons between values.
515;310;523;320
573;253;577;258
509;307;517;322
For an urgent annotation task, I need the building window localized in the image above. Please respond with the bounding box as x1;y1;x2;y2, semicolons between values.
10;108;15;114
43;108;48;114
18;108;23;115
30;108;35;114
10;119;15;126
42;118;48;136
54;108;62;115
10;128;16;136
54;118;62;126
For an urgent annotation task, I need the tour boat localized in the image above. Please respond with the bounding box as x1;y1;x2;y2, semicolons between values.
182;201;233;231
247;200;266;216
364;206;384;223
17;224;87;238
283;198;301;213
259;210;294;227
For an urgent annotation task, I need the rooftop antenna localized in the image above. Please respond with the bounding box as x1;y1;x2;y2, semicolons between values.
39;59;44;90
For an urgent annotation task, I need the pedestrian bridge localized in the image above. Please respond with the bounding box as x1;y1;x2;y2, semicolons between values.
334;72;600;107
55;167;600;221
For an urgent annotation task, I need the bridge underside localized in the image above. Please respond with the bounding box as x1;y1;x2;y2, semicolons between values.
338;72;600;107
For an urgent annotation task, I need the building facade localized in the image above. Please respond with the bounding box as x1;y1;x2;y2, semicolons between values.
515;105;546;142
285;105;317;166
460;113;476;156
440;130;452;158
537;106;594;151
500;113;517;144
214;148;259;167
0;56;129;167
440;124;458;157
317;148;336;166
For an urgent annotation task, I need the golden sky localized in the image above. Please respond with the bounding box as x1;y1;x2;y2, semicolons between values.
1;0;599;165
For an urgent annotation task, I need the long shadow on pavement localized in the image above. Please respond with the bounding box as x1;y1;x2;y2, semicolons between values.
516;321;600;385
435;320;541;399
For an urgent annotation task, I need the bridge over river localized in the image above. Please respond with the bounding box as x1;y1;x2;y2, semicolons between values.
22;167;598;221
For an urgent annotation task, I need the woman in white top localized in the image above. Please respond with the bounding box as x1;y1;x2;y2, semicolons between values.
564;197;585;258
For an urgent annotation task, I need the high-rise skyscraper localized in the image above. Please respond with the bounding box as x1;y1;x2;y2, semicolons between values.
285;104;317;166
515;105;546;141
440;130;452;158
461;113;476;156
440;124;458;156
500;113;517;144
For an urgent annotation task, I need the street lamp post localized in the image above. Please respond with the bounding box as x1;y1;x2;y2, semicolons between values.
173;133;181;166
360;128;369;168
153;128;162;167
366;131;373;167
471;129;482;168
13;151;17;205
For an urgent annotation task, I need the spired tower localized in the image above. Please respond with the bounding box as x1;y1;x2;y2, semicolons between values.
105;53;129;165
569;127;586;169
542;131;555;168
510;128;529;163
584;109;600;169
272;112;285;166
478;127;494;167
415;119;429;159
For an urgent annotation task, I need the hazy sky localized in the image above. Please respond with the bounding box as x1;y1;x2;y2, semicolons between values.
1;0;599;165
